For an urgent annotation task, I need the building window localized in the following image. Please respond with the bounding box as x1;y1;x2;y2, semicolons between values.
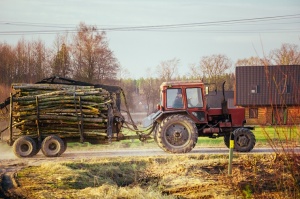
249;108;258;118
251;85;260;94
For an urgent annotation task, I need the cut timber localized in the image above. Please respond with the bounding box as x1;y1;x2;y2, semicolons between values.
10;83;114;141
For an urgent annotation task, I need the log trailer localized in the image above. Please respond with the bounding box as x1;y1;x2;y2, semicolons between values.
0;76;256;158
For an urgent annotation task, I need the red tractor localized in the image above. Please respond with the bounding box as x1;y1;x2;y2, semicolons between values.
144;80;256;153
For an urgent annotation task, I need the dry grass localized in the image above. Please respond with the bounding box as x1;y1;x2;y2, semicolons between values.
9;154;299;199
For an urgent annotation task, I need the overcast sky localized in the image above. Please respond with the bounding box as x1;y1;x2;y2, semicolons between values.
1;0;300;78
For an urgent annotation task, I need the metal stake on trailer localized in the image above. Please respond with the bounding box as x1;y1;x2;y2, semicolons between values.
36;96;42;145
9;93;13;146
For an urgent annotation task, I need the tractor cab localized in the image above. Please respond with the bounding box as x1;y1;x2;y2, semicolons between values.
143;80;209;127
157;81;207;123
143;81;206;127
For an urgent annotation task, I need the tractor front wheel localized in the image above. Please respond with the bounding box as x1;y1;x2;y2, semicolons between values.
233;128;256;152
156;115;198;153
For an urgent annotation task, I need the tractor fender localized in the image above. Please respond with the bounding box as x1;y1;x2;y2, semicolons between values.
142;110;163;128
144;111;190;127
142;110;188;128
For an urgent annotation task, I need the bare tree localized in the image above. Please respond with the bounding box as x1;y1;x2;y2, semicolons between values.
0;42;14;85
12;39;49;83
199;54;232;84
31;39;49;82
156;58;179;81
96;46;120;83
188;63;202;80
71;22;119;83
235;56;269;66
118;66;131;80
269;43;300;65
13;38;37;83
141;68;161;114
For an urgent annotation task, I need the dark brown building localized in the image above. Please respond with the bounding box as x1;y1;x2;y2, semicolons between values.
235;65;300;125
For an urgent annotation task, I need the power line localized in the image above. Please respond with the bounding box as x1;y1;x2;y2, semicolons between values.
99;14;300;31
0;14;299;35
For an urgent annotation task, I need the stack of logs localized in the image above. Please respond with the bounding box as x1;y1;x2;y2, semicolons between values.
11;83;112;139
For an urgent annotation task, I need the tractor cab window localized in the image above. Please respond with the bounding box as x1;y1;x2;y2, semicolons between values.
186;88;203;108
167;88;183;108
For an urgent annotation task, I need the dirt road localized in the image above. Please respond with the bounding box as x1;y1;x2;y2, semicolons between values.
0;147;289;164
0;147;286;173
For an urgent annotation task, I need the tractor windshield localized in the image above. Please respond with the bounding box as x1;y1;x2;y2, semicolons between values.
186;88;203;108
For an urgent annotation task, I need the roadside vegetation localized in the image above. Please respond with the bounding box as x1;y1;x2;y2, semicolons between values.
4;153;299;199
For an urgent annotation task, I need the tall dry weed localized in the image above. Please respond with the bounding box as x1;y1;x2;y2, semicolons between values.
260;64;300;198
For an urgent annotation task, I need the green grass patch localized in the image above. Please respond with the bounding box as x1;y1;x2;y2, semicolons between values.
66;126;300;150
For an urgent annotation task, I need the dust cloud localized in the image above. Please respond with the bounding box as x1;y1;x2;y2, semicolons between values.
0;122;15;160
0;142;15;160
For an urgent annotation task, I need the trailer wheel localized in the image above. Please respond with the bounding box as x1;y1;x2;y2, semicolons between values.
41;135;65;157
61;138;67;154
30;139;41;156
13;136;37;158
233;128;256;152
156;115;198;153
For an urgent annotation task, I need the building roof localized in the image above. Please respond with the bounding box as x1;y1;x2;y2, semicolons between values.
235;65;300;106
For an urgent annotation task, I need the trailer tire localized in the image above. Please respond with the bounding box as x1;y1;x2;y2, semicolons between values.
41;135;65;157
31;139;41;156
156;115;198;153
13;136;37;158
61;138;67;154
233;128;256;152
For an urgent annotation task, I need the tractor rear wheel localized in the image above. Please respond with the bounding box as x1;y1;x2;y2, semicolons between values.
156;115;198;153
233;128;256;152
13;136;37;158
41;135;65;157
153;122;159;143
